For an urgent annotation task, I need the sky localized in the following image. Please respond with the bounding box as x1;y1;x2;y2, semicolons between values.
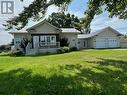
0;0;127;45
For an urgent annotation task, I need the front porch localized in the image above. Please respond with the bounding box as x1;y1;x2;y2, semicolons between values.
22;33;61;55
25;42;60;55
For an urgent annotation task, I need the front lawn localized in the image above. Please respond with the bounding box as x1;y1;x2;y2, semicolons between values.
0;50;127;95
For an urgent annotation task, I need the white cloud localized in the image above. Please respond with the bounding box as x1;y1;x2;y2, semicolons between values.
0;0;33;45
0;30;13;45
45;5;59;18
91;13;127;33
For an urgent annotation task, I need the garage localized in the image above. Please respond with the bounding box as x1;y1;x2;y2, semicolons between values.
95;38;119;48
78;27;122;49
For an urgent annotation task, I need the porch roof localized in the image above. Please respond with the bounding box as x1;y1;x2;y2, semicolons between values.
9;28;28;34
9;28;81;34
61;28;81;33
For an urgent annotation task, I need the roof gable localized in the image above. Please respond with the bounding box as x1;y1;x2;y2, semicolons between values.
100;27;122;35
27;20;61;31
78;27;123;39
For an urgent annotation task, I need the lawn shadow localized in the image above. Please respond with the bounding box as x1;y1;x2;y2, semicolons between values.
0;62;127;95
0;52;61;57
60;63;127;95
0;69;3;71
87;58;127;71
0;68;91;95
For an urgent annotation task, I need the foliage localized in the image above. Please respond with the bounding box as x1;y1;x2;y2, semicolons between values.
0;44;11;52
3;0;127;33
20;38;29;52
60;38;69;47
47;12;82;31
83;0;127;33
3;0;72;30
9;49;23;56
70;47;78;51
0;50;127;95
57;47;70;54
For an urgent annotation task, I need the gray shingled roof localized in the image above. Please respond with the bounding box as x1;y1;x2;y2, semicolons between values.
9;20;81;34
10;28;80;34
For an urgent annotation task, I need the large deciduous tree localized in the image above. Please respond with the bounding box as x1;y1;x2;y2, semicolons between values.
47;12;82;31
3;0;127;33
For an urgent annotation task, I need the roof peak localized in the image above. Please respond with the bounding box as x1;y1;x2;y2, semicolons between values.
27;20;60;30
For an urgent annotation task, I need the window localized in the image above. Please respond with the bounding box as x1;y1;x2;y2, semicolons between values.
15;38;21;45
47;36;50;42
50;36;56;45
40;35;56;45
40;36;45;42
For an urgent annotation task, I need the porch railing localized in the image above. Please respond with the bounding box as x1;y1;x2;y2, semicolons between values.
39;42;60;49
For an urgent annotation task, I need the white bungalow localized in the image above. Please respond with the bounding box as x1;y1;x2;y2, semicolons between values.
10;20;123;55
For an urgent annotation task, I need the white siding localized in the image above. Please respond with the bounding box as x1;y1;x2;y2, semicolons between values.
93;28;120;48
87;38;94;48
120;38;127;48
78;39;84;49
32;23;59;34
60;33;78;48
78;39;89;49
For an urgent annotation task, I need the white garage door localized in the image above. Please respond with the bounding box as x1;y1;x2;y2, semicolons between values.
108;38;118;48
95;38;118;48
96;38;108;48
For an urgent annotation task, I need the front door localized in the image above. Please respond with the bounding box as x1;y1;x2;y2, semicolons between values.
33;36;39;48
84;40;87;48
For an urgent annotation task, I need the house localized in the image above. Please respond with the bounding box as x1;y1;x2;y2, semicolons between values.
10;20;123;55
10;20;80;55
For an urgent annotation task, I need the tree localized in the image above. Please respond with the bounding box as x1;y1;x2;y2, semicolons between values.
3;0;127;33
20;38;29;53
47;12;81;31
60;37;69;47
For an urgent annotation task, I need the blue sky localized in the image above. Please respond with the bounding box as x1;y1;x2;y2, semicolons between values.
0;0;127;45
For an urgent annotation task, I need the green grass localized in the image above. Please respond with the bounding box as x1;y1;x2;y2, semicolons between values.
0;50;127;95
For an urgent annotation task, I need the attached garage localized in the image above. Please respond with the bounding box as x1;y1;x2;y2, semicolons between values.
78;27;122;49
95;37;119;48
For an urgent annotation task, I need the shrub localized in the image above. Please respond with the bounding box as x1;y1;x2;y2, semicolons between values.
9;50;23;56
63;47;70;53
57;48;64;54
0;44;11;52
57;47;70;54
60;38;69;47
70;47;78;51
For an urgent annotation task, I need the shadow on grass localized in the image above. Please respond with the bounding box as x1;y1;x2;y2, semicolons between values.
87;58;127;71
0;69;3;71
0;52;69;57
0;59;127;95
